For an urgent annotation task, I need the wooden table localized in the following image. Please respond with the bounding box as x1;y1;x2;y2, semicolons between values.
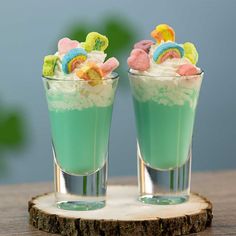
0;170;235;236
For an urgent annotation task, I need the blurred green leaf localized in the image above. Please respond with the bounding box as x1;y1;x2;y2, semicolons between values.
103;17;137;88
104;17;136;57
0;106;25;175
0;111;23;147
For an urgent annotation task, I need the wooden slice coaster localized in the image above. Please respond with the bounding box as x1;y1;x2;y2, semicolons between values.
28;185;213;236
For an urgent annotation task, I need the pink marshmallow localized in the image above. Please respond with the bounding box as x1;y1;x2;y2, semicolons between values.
58;37;79;54
127;48;150;71
100;57;119;76
134;40;154;53
177;64;199;76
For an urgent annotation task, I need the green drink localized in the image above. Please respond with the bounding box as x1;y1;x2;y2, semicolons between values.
44;79;118;176
42;32;119;211
130;75;202;170
133;100;196;170
49;106;113;175
43;74;118;211
127;23;203;205
129;72;203;205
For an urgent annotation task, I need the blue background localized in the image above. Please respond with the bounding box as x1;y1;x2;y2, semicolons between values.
0;0;235;184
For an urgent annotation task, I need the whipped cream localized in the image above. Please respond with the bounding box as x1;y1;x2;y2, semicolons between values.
129;45;203;108
45;78;117;111
129;38;202;108
130;72;202;108
46;48;116;111
42;33;119;111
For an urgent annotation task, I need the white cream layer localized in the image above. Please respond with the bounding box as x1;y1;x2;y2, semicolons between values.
45;49;115;111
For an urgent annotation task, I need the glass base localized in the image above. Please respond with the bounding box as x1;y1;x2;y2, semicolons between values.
57;200;105;211
54;160;107;211
139;195;189;205
138;146;191;205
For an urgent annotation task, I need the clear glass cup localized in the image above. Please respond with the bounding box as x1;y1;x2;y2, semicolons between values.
129;71;203;205
43;73;119;210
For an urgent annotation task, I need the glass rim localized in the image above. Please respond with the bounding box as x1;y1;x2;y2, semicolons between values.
42;71;119;82
128;69;204;79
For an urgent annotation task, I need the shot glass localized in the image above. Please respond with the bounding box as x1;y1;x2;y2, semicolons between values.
129;71;203;205
43;73;118;210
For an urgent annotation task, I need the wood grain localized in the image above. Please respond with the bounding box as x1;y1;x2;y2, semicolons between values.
28;188;212;236
0;170;236;235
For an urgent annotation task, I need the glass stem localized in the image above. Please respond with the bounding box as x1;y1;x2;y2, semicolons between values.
96;171;100;196
178;169;180;190
83;176;87;195
182;165;185;188
170;170;174;190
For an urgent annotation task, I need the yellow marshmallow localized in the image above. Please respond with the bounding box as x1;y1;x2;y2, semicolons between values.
183;42;198;65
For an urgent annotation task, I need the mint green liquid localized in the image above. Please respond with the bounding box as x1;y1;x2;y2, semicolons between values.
49;106;113;175
133;99;196;170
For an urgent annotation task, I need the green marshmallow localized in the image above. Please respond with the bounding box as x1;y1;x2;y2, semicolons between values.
42;55;59;77
84;32;109;52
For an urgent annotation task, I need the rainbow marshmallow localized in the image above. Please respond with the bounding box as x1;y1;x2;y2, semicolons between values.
62;48;87;74
153;42;184;64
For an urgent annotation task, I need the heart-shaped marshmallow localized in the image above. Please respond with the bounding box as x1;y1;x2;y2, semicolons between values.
127;49;150;71
58;38;79;54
